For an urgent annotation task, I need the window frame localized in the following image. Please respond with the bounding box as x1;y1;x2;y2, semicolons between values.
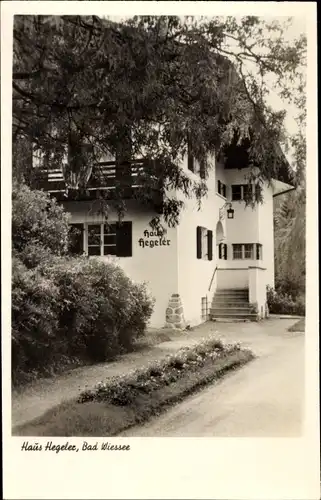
231;184;254;202
85;221;132;257
232;243;261;260
244;243;254;259
232;243;243;260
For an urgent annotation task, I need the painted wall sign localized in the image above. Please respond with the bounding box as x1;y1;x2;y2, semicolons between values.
138;230;171;249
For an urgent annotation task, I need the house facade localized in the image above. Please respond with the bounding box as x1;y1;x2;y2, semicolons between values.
33;142;294;329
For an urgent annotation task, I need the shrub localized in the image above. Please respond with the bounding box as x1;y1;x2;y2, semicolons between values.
266;286;305;316
12;180;70;255
12;255;155;384
12;256;61;383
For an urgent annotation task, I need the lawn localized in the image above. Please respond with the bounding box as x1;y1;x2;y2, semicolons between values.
13;336;254;437
287;318;305;332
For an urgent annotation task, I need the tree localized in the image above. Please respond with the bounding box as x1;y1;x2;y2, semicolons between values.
12;15;306;226
274;129;306;299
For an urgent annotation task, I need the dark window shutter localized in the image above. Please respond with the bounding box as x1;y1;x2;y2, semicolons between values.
116;221;132;257
196;226;202;259
218;243;222;259
217;180;221;194
69;224;84;255
222;184;226;198
224;243;228;260
207;230;213;261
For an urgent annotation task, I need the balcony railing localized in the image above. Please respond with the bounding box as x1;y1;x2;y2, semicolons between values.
32;159;150;194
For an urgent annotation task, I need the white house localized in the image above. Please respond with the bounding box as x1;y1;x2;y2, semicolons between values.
33;137;295;329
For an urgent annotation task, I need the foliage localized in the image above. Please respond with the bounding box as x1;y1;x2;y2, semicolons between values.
79;334;253;406
266;285;305;316
13;15;306;225
12;255;155;385
274;186;306;300
12;180;70;255
12;256;62;383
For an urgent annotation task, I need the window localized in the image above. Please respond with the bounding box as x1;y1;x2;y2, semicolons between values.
244;244;254;259
87;224;102;256
256;243;263;260
231;185;242;201
232;243;260;260
232;244;243;260
197;226;213;261
218;243;227;260
231;184;253;201
217;180;227;198
86;221;132;257
69;224;84;255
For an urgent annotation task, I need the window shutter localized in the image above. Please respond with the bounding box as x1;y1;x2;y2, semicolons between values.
218;243;222;259
207;230;213;261
224;243;228;260
69;224;84;255
222;184;227;198
196;226;202;259
217;180;221;194
116;221;132;257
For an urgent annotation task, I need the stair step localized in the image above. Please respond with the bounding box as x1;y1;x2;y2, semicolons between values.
212;297;249;304
210;313;257;320
215;292;249;298
217;288;249;292
210;317;254;323
210;307;252;313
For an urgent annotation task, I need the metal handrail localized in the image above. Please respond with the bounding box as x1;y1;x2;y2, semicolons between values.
208;266;218;292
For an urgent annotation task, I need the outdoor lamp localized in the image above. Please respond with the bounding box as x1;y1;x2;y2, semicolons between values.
227;204;234;219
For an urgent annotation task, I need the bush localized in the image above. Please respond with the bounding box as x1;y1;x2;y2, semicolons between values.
12;256;62;384
266;286;305;316
12;180;70;255
12;255;155;384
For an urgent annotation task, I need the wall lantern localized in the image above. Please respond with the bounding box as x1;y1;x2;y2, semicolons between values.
227;203;234;219
219;202;234;220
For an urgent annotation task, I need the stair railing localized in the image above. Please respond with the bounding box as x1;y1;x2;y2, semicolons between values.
208;266;218;292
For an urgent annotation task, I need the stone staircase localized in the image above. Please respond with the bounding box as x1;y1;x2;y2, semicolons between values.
210;288;257;322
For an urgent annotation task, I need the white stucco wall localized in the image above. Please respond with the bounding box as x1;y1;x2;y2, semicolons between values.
176;154;217;327
249;266;268;318
63;199;178;328
217;268;249;289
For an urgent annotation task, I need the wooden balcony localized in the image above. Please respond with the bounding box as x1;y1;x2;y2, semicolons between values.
31;159;163;207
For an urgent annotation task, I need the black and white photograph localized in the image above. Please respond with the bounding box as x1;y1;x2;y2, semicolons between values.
2;2;319;499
